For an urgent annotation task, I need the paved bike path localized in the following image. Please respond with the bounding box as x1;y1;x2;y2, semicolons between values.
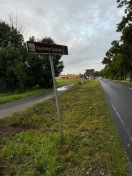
0;84;73;117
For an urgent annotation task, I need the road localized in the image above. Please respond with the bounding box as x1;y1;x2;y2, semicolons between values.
0;84;73;117
100;79;132;169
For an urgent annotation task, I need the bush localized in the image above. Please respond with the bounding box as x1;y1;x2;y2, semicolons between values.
118;77;124;81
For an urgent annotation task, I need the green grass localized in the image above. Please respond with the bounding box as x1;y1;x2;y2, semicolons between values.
0;89;49;104
56;79;79;87
0;80;131;175
0;79;79;104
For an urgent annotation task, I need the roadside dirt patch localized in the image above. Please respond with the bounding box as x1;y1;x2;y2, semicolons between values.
0;125;31;142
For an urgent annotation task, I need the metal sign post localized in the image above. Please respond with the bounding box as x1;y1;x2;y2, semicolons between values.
26;41;68;139
49;54;63;139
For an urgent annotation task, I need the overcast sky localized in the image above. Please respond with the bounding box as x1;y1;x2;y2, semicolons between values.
0;0;124;74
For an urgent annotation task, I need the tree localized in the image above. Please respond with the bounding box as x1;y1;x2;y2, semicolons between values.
0;21;10;47
0;16;64;92
0;47;22;92
101;40;128;80
0;20;24;48
117;0;132;10
117;0;132;81
94;71;100;77
101;1;132;81
9;26;24;48
29;36;36;42
117;0;132;32
102;40;119;66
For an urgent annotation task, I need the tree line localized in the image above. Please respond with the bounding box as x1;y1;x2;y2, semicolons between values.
101;0;132;82
0;17;64;93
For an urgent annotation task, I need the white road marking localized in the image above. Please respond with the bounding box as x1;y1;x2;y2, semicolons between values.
118;84;122;86
128;87;132;90
112;104;132;142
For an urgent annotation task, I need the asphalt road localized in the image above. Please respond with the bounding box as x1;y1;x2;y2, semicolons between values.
0;84;74;117
100;79;132;169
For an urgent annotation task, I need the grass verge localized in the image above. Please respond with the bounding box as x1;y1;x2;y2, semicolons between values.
56;79;79;87
0;79;131;175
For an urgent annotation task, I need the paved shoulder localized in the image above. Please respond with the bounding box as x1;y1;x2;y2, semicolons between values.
0;90;54;117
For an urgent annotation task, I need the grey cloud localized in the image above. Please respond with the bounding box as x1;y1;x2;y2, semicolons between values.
0;0;124;74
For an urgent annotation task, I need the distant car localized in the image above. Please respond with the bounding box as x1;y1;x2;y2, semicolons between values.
100;77;102;80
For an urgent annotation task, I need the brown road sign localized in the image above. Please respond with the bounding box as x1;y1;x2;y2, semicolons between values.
26;41;68;139
26;41;68;55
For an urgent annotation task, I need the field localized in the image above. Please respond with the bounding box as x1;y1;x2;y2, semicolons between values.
0;79;131;175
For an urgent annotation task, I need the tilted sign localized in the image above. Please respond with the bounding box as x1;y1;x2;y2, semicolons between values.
26;41;68;55
26;41;68;138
